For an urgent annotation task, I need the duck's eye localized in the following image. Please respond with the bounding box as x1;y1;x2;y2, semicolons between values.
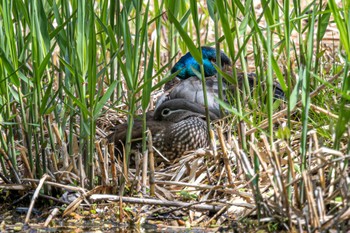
162;108;171;116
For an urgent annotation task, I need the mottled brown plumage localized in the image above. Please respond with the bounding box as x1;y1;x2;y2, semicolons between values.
108;99;218;163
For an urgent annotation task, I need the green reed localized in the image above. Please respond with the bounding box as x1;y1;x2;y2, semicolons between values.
0;0;349;228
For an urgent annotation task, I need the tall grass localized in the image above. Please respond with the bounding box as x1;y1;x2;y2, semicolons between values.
0;0;349;230
328;0;350;150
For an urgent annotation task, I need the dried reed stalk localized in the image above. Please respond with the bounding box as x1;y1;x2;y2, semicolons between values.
19;147;34;180
217;127;234;185
0;148;21;183
44;208;59;227
90;194;225;212
148;130;155;196
95;141;109;185
25;174;50;223
109;143;118;192
302;171;320;228
312;132;325;189
142;149;148;194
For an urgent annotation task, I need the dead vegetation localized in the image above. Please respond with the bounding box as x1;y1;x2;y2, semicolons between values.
0;1;349;232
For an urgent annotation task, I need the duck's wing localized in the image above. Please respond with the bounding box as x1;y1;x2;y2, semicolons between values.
162;76;222;117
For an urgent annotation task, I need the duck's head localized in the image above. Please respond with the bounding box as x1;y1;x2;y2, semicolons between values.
171;46;231;80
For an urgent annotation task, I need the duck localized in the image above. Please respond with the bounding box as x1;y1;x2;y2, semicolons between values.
108;99;218;163
156;46;285;117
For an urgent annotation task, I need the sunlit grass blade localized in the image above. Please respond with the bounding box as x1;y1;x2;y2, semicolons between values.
167;11;202;64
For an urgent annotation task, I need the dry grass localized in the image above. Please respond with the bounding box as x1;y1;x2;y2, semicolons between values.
0;1;349;232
